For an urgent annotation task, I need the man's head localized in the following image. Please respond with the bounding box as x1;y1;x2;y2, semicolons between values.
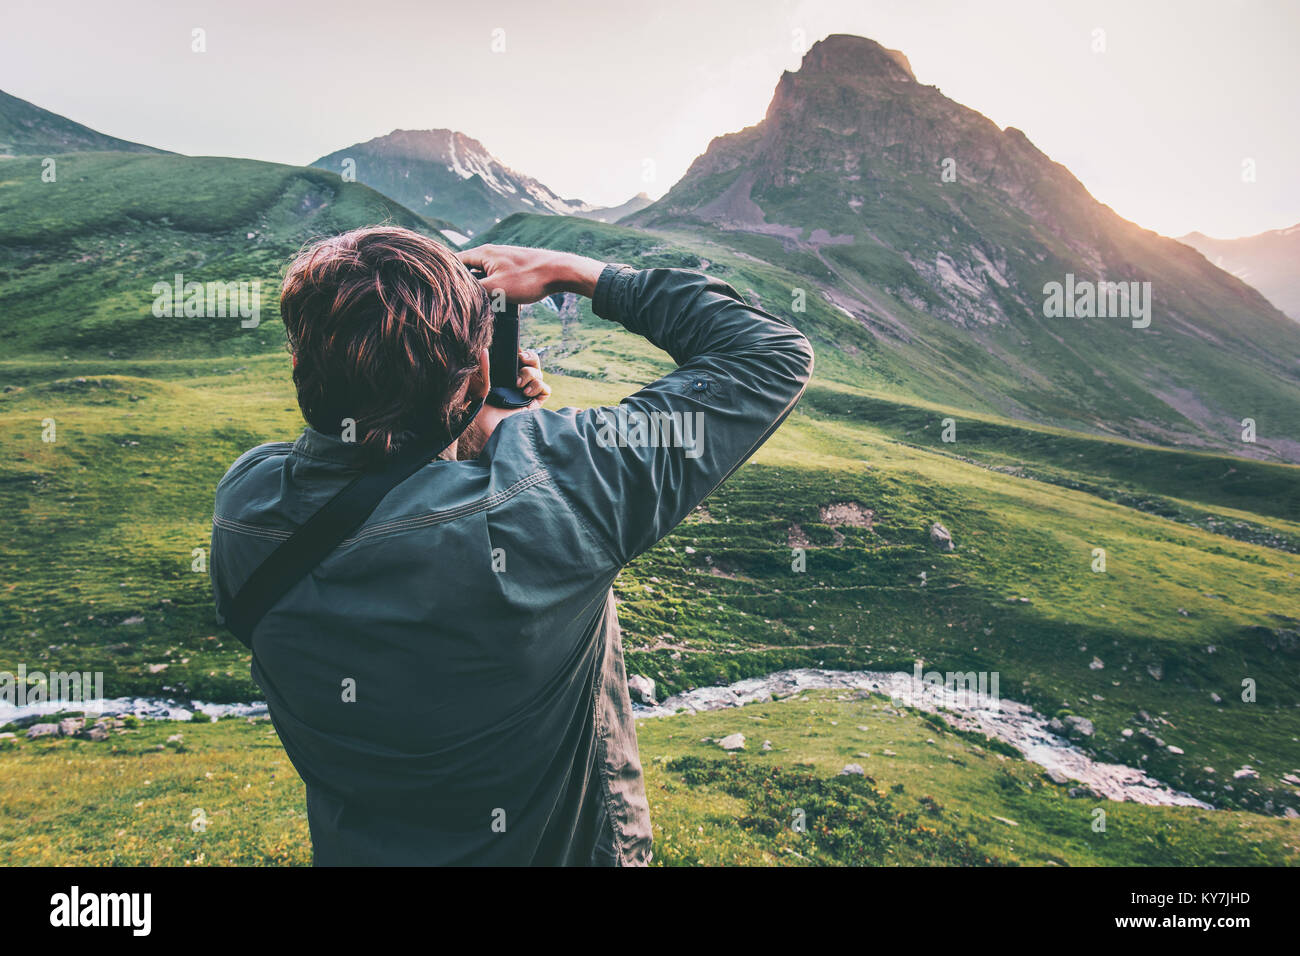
281;226;493;460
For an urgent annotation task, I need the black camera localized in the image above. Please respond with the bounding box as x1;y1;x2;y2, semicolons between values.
466;267;533;409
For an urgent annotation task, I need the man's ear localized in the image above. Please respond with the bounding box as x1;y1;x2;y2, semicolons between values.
470;347;490;399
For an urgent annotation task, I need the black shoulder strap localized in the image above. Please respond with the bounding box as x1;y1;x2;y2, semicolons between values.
223;400;483;649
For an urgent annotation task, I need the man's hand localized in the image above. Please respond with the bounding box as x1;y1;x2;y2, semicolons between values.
516;348;551;405
457;245;604;303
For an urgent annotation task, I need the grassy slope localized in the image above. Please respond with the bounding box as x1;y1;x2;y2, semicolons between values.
2;358;1297;817
0;153;455;357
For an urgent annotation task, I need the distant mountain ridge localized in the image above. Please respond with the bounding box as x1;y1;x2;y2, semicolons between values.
1179;225;1300;322
311;129;641;235
570;192;654;223
0;88;167;157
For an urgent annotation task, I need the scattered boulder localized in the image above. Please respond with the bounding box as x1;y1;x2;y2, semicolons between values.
1063;715;1095;739
929;522;954;551
626;675;656;705
58;717;84;736
1233;766;1260;781
839;763;865;776
26;723;59;739
717;733;746;751
761;740;772;751
820;502;874;529
1135;728;1166;748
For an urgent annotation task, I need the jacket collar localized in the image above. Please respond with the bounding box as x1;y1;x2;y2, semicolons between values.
291;426;464;468
291;427;371;468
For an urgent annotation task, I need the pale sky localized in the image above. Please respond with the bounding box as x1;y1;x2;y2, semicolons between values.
2;0;1295;239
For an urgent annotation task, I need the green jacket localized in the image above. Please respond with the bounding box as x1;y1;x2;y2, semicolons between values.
211;264;814;865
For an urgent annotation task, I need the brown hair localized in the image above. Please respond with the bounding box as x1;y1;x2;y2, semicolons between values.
280;226;491;460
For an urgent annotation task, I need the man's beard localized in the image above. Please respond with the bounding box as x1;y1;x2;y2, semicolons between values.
454;412;490;461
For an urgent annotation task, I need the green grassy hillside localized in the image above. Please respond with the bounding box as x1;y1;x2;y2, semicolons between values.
0;153;457;357
3;356;1297;816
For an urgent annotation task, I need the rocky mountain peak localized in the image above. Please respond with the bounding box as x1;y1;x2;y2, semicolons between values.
798;34;916;83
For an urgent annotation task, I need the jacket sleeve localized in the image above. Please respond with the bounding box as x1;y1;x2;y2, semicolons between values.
534;265;814;567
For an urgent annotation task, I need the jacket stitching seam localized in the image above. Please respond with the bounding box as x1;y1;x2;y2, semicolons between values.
212;515;291;540
349;471;548;540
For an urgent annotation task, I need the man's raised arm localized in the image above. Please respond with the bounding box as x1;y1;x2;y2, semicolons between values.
458;245;813;567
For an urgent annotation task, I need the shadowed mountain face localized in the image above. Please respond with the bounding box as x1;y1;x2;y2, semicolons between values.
311;128;619;236
0;88;167;157
1180;225;1300;323
627;35;1300;461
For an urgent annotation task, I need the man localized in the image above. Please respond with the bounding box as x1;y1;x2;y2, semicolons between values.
210;226;813;865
